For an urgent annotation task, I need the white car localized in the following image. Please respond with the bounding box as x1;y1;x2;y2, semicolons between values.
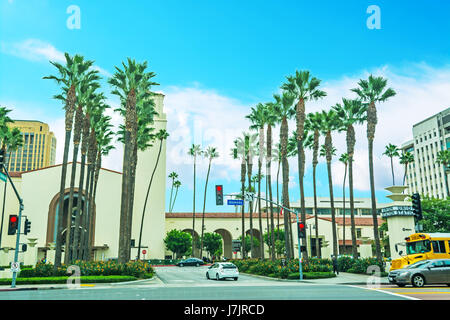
206;262;239;281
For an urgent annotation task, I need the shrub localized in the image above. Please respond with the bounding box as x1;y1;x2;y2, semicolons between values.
0;275;137;285
287;272;336;280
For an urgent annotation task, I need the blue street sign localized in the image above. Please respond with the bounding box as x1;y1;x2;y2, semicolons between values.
227;199;244;206
0;172;6;182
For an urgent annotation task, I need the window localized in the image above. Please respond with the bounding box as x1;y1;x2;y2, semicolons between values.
432;240;446;253
317;208;331;215
361;209;371;215
431;260;445;268
356;228;362;238
406;240;431;254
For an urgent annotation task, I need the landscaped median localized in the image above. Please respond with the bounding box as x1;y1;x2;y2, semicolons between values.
0;260;155;285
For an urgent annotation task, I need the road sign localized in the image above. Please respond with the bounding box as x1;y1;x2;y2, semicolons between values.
227;199;244;206
0;172;6;182
10;262;20;273
244;193;254;202
142;249;147;255
232;240;241;252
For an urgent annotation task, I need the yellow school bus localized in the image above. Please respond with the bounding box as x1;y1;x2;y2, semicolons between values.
390;233;450;271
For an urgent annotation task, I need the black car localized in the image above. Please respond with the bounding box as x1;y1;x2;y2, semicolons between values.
177;258;205;267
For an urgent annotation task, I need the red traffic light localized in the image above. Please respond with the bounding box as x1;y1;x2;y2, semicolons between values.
10;216;17;223
216;185;222;191
299;223;305;229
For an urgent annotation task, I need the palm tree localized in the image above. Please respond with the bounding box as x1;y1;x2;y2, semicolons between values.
168;172;179;213
246;103;267;259
44;53;95;268
319;109;341;259
399;151;414;186
109;58;158;263
273;91;296;259
200;146;219;257
383;143;400;186
332;98;367;258
436;150;450;197
338;153;349;255
188;144;202;257
281;71;327;263
170;180;182;212
352;75;396;264
231;138;246;259
304;112;323;258
137;129;169;260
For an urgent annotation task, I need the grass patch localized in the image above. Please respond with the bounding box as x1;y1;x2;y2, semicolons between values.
287;272;336;280
0;275;137;285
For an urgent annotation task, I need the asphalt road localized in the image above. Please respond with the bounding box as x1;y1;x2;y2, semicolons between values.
365;284;450;300
0;266;413;300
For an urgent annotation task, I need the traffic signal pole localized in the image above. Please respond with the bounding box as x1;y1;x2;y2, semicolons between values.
237;193;304;280
1;164;24;288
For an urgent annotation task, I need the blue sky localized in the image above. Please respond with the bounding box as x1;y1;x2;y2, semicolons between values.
1;0;450;212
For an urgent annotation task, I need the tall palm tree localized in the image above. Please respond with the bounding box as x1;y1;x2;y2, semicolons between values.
109;58;158;263
168;172;179;213
304;112;323;258
281;70;327;263
275;142;282;242
137;129;169;260
332;98;367;258
319;109;341;259
44;53;95;268
399;151;414;186
436;150;450;197
352;75;396;264
200;146;219;258
273;91;296;259
170;180;182;212
383;143;400;186
264;101;278;261
338;153;349;255
188;144;202;257
246;103;267;259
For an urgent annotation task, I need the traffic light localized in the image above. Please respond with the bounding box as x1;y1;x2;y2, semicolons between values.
0;149;4;167
23;218;31;235
21;244;27;252
411;193;423;220
215;185;223;205
8;215;18;235
297;222;306;238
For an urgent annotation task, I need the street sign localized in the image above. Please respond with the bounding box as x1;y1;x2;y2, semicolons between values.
244;193;254;202
0;172;6;182
10;262;20;273
227;199;244;206
142;249;147;255
232;240;241;252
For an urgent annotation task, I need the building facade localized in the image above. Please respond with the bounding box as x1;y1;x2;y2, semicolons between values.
6;120;57;172
401;107;450;198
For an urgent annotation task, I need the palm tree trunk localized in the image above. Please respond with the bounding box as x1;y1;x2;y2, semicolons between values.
276;159;280;242
138;138;163;260
200;159;212;258
390;157;395;186
297;141;308;262
247;158;254;258
192;156;197;257
126;143;137;261
0;155;11;249
313;164;320;258
171;186;179;212
267;124;275;262
241;161;246;259
342;163;347;255
280;118;291;259
349;156;358;258
79;153;92;261
326;133;338;258
72;152;86;261
258;158;264;259
403;164;408;186
369;139;382;263
169;178;175;213
84;154;96;260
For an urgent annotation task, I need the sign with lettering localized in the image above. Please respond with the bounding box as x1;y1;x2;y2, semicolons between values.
380;206;414;218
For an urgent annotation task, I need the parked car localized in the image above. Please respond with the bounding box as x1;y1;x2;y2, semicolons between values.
177;258;205;267
388;259;450;287
206;262;239;281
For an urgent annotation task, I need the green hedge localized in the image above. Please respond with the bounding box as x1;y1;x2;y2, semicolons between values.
0;275;137;285
146;259;182;265
18;260;154;278
287;272;336;280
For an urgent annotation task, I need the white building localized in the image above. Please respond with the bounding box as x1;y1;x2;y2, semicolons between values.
401;107;450;198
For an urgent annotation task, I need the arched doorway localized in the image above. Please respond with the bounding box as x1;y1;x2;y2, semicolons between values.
46;189;95;258
182;228;200;257
214;229;232;259
246;228;263;258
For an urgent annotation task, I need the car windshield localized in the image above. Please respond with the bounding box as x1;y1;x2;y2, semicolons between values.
406;240;431;255
404;261;430;269
221;263;237;269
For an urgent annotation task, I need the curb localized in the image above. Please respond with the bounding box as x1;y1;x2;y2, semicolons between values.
110;277;156;285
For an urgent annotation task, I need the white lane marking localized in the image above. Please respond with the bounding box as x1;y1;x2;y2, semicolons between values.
346;285;420;300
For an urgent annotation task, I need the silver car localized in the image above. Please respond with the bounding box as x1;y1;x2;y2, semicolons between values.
206;262;239;281
388;259;450;287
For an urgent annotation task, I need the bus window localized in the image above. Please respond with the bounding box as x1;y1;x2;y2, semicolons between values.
432;241;446;253
406;240;431;254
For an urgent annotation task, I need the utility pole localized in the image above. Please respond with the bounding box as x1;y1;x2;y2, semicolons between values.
0;149;24;288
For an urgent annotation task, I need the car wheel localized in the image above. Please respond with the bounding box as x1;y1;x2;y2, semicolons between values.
234;277;238;281
412;274;425;287
397;284;406;287
180;263;184;267
196;263;200;267
206;272;210;280
216;273;220;281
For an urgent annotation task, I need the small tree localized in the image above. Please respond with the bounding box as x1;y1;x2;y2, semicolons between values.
164;229;192;259
202;232;223;259
239;235;260;258
263;229;285;247
274;240;285;257
421;196;450;232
